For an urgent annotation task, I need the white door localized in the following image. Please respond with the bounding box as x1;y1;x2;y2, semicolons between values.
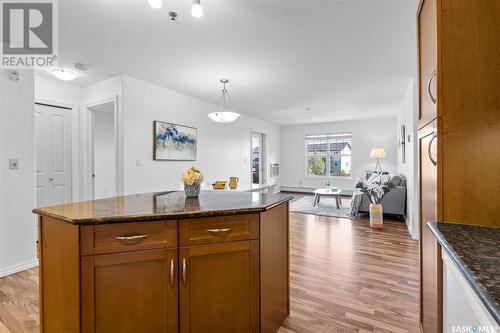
35;104;72;207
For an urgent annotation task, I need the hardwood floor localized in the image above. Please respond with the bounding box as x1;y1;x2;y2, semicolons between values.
0;213;419;333
0;268;39;333
279;213;420;333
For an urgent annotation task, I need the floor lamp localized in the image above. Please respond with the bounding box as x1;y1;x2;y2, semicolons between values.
370;148;386;174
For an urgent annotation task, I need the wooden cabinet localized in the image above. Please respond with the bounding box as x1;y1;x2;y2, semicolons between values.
418;0;438;127
81;249;178;333
179;241;260;333
418;120;442;333
417;0;499;332
38;203;290;333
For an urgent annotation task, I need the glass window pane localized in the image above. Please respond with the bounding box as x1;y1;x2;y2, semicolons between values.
306;134;351;177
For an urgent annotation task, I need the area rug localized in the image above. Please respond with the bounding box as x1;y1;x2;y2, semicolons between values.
290;196;354;219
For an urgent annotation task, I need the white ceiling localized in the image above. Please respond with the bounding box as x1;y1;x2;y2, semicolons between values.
41;0;418;125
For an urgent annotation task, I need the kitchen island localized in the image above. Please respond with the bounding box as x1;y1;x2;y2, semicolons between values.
33;190;293;333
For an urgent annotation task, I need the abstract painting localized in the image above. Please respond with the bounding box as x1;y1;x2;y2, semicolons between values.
154;121;197;161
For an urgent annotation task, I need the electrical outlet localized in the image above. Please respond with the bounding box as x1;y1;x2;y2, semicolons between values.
299;180;303;186
9;158;19;170
136;159;142;167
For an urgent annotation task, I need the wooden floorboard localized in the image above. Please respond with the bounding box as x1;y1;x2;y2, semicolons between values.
0;213;419;333
0;268;39;333
278;213;420;333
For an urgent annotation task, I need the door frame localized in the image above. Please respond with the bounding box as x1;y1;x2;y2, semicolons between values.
83;96;123;200
250;131;266;187
34;99;78;202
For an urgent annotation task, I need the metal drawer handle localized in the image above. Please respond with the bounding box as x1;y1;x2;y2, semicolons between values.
428;132;437;166
170;259;175;287
182;258;187;286
115;234;149;245
206;228;233;237
427;71;437;104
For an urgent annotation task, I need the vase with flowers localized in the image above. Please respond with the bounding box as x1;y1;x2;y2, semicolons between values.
355;175;394;229
182;167;203;198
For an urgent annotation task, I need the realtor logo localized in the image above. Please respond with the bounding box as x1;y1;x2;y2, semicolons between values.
1;0;58;68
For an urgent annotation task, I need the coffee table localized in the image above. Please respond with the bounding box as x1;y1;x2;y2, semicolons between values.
313;188;342;209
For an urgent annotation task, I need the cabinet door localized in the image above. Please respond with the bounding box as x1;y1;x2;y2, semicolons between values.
419;120;442;333
418;0;438;127
81;249;178;333
179;241;259;333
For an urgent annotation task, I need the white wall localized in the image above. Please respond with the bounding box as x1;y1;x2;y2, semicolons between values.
280;117;398;194
397;77;419;239
0;70;37;277
121;75;280;194
92;107;116;199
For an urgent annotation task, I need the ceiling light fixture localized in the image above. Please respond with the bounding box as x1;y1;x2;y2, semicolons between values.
148;0;162;9
50;68;78;81
208;79;241;123
191;0;203;18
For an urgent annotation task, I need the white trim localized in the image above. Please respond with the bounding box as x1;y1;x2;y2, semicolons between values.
0;259;39;278
83;96;124;199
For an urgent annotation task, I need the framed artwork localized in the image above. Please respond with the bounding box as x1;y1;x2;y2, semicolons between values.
154;121;197;161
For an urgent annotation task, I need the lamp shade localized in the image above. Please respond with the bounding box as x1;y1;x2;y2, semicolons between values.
370;148;386;159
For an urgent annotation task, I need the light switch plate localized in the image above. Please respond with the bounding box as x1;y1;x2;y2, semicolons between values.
9;158;19;170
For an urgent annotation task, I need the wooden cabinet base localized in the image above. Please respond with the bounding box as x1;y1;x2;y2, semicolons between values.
38;203;290;333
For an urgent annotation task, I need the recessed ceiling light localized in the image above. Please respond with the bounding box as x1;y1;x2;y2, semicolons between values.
191;0;203;17
148;0;162;9
50;68;78;81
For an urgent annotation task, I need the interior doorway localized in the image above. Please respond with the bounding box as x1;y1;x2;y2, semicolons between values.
34;103;72;207
88;101;117;199
251;132;266;187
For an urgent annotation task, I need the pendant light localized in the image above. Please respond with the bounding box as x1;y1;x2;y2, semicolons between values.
208;79;241;123
191;0;203;17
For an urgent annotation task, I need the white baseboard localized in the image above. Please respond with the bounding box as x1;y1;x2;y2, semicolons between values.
0;259;39;278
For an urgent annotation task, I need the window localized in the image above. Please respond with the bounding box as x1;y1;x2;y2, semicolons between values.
305;133;352;177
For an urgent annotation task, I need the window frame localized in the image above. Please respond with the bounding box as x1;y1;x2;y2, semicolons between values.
304;133;353;179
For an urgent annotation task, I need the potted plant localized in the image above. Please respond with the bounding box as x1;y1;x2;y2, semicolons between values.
182;167;203;198
355;175;394;229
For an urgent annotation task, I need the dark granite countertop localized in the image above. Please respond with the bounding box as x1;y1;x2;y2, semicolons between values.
428;222;500;324
33;191;293;225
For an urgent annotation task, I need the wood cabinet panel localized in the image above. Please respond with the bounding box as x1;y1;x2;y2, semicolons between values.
179;241;260;333
81;249;178;333
418;0;438;127
419;120;442;333
39;217;80;333
260;203;290;333
440;0;500;226
81;221;177;255
179;214;259;246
